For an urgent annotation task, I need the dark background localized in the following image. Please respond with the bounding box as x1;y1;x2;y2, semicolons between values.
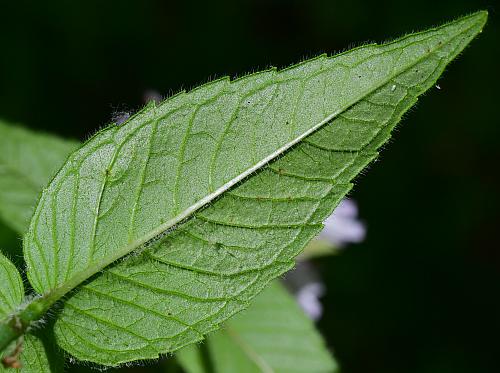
0;1;499;372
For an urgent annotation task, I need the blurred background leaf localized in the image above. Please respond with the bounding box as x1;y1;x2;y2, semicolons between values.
0;1;498;372
0;120;78;235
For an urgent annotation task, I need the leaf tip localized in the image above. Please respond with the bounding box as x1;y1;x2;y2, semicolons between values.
462;10;488;32
472;9;488;28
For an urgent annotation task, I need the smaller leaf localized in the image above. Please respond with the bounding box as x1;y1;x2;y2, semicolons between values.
0;335;60;373
207;281;338;373
0;255;61;372
0;255;23;319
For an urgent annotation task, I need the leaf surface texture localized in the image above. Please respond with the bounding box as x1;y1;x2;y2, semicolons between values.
19;12;486;365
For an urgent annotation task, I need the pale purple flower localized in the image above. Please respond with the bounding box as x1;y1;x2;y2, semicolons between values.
143;89;162;105
112;111;130;125
291;198;366;321
296;282;325;321
318;198;366;247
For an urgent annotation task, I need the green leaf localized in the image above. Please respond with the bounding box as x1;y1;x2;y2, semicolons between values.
176;282;337;373
0;121;79;234
176;344;207;373
0;255;23;320
0;335;61;373
17;11;486;366
207;281;337;373
0;255;60;372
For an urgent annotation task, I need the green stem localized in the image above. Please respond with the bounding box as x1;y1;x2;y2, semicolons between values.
0;297;52;353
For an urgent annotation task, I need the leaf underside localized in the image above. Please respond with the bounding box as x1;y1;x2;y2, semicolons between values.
17;12;486;366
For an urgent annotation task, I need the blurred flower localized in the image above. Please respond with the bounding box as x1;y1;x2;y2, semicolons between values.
143;89;162;105
289;198;366;321
318;198;366;247
296;282;325;321
112;111;130;125
110;90;161;126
